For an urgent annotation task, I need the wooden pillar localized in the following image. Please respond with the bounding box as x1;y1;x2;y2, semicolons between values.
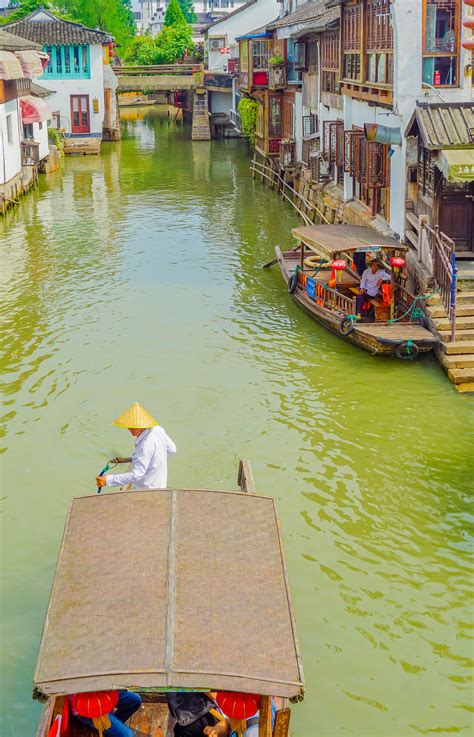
258;696;272;737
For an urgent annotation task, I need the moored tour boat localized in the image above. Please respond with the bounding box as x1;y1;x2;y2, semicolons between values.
276;224;439;359
34;460;304;737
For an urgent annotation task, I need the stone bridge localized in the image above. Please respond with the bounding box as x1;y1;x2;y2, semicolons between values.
115;63;204;93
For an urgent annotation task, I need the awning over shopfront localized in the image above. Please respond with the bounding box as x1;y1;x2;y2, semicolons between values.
14;49;44;79
0;50;23;80
20;94;52;124
436;148;474;183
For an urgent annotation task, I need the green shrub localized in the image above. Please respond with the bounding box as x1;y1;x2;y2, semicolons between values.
269;55;284;66
238;97;258;145
48;126;64;155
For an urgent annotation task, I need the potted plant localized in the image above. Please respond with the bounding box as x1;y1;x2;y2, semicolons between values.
269;55;285;66
269;55;286;89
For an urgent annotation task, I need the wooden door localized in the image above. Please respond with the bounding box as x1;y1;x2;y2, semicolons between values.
103;88;111;128
439;184;474;253
70;95;90;134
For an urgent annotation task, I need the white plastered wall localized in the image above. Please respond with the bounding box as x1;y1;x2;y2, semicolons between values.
36;44;105;136
0;99;22;184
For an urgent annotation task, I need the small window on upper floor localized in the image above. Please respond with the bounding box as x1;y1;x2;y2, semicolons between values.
423;0;459;87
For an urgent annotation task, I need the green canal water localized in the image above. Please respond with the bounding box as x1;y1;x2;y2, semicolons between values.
1;107;473;737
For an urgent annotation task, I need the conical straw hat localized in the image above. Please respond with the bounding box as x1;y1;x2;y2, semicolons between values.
113;402;158;429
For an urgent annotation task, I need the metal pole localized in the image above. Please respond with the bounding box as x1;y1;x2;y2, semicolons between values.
450;250;457;342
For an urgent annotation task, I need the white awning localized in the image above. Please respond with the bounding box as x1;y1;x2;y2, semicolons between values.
0;50;23;80
15;50;44;79
436;149;474;183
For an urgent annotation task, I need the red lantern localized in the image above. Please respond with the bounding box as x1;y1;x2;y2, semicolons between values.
72;692;119;737
215;692;260;719
462;38;474;50
72;691;119;718
331;258;347;284
463;18;474;29
390;256;405;274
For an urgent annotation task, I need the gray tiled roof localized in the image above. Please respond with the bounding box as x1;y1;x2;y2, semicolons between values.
268;0;339;31
4;9;112;45
31;81;53;97
0;27;41;50
203;0;257;32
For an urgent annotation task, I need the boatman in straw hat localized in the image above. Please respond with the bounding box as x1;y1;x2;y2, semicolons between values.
96;402;176;491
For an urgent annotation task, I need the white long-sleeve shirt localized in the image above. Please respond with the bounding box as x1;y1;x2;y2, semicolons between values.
359;267;391;297
106;426;176;490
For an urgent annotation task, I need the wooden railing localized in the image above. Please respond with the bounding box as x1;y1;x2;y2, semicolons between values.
424;223;457;341
250;155;330;225
115;64;203;77
324;285;356;315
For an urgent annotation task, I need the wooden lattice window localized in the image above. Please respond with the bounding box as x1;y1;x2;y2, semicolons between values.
323;120;343;164
307;41;318;72
344;130;364;174
418;146;434;198
282;95;294;139
321;29;340;93
367;142;389;187
354;135;367;183
365;0;393;85
343;3;362;81
422;0;459;86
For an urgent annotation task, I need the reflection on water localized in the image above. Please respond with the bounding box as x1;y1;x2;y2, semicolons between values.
1;108;473;737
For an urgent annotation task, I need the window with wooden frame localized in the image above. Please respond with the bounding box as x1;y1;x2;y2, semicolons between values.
321;30;340;93
256;100;264;138
342;3;362;81
302;114;318;137
239;41;249;88
418;146;434;198
306;41;318;72
252;40;269;70
365;0;393;85
344;130;364;175
422;0;460;87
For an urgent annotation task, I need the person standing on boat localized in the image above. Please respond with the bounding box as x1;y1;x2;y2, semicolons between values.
96;402;176;490
356;258;391;318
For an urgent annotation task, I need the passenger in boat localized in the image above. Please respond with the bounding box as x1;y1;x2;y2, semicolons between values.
70;690;141;737
167;692;230;737
96;402;176;490
356;258;391;319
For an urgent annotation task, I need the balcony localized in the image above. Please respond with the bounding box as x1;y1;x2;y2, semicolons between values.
21;140;39;167
268;64;286;90
279;139;296;168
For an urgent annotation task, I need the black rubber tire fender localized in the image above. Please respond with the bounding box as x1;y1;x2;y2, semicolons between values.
340;316;355;335
394;341;419;360
288;273;298;294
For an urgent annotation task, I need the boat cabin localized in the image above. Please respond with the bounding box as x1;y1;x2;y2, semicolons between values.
34;463;304;737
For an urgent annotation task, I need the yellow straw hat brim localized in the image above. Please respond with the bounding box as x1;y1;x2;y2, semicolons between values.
113;402;158;429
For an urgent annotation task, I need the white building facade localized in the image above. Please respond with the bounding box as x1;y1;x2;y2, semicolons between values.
5;9;119;151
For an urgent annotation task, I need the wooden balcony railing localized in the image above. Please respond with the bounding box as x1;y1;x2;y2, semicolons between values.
424;223;457;341
21;140;39;166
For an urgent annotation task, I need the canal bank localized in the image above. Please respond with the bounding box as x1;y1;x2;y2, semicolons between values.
1;107;473;737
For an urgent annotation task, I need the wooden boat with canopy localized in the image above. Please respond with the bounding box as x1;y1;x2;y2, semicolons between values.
275;224;439;358
34;461;304;737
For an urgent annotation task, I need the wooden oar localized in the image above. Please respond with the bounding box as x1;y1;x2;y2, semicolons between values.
261;257;278;269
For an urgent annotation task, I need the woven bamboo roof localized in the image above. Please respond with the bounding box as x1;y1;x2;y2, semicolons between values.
33;489;304;700
0;27;41;51
292;224;404;255
405;103;474;151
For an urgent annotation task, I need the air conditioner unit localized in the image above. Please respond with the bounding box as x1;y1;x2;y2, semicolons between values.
210;38;224;51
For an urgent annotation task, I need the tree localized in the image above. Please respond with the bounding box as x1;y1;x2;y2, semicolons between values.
164;0;186;27
177;0;196;24
124;34;158;65
57;0;136;52
155;22;193;63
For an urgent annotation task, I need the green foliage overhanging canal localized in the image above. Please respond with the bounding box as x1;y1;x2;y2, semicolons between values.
125;0;195;65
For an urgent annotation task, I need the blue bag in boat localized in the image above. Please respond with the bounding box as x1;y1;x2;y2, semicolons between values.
166;692;217;727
